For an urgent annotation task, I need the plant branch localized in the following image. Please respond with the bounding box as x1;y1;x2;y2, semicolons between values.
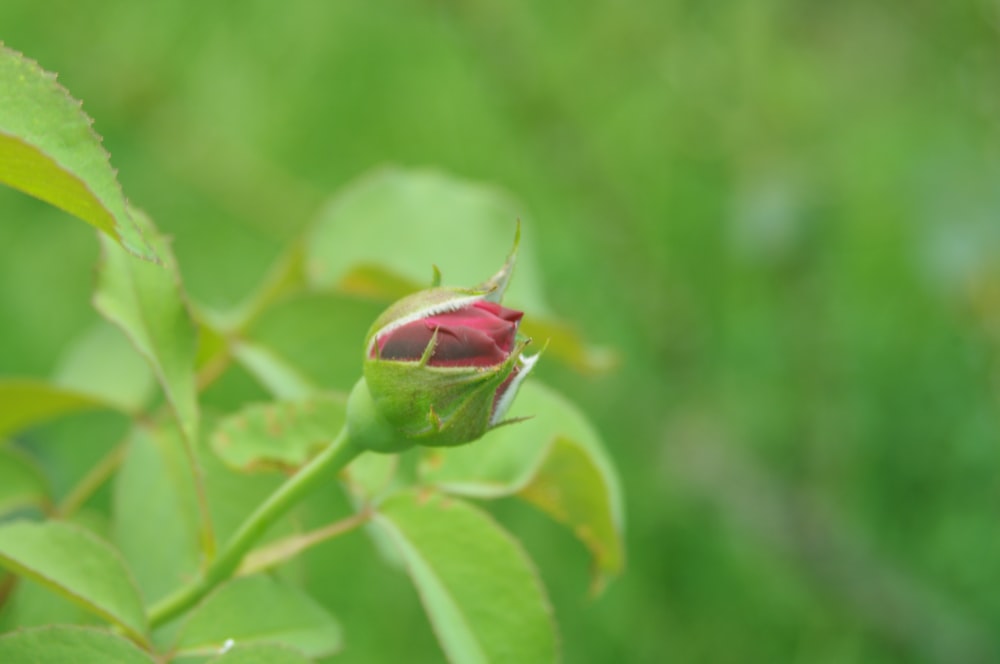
195;349;232;392
57;441;127;517
238;507;372;577
148;426;362;628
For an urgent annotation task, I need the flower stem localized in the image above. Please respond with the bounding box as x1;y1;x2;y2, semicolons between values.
148;426;362;628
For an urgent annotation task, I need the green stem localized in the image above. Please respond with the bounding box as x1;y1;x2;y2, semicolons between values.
148;426;362;627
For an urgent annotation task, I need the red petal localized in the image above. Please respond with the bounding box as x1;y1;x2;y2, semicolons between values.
376;301;523;366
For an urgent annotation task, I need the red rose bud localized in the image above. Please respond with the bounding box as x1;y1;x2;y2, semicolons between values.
346;226;539;452
375;301;523;367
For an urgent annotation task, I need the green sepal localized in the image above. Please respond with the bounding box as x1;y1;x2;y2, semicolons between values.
479;219;520;304
361;347;522;448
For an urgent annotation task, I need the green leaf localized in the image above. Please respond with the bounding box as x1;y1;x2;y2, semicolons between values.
305;167;548;313
0;573;98;630
175;575;342;659
53;321;156;412
0;446;50;514
518;436;623;594
210;394;347;473
0;378;110;437
519;316;618;374
419;381;625;593
0;44;158;261
0;626;155;664
375;490;558;664
0;520;148;642
301;167;612;373
206;643;313;664
112;424;200;605
340;453;405;572
93;208;200;444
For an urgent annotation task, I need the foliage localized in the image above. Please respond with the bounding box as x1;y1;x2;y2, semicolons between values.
0;44;623;663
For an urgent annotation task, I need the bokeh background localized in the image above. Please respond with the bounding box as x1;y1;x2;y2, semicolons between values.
3;2;1000;662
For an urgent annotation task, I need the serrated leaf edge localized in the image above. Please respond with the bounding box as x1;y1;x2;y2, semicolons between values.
0;42;160;263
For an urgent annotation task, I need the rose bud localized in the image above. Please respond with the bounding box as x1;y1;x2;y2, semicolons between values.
346;227;539;452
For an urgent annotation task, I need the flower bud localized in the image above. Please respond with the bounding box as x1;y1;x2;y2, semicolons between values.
346;228;538;452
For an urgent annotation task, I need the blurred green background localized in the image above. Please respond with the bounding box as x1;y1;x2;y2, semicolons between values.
3;1;1000;662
